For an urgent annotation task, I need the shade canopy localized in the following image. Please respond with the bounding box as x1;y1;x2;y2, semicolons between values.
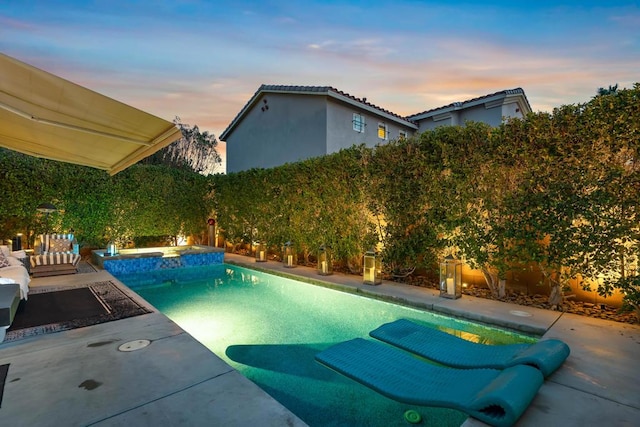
0;53;182;175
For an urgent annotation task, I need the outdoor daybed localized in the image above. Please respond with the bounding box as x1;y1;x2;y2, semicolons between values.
30;233;81;278
0;245;30;342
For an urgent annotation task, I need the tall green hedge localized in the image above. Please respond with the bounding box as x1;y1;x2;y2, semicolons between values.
212;84;639;310
0;154;212;248
212;146;376;264
1;84;638;312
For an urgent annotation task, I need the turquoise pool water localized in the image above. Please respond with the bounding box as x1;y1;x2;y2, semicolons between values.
116;264;537;427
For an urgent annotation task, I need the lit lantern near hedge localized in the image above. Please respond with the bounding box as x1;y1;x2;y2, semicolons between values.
440;254;462;299
317;244;333;276
363;248;382;285
283;241;297;268
255;241;267;262
106;241;119;256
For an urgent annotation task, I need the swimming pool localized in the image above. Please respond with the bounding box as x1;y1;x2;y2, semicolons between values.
116;264;537;427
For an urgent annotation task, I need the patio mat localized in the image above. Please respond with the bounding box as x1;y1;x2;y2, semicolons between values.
77;260;98;274
3;281;151;342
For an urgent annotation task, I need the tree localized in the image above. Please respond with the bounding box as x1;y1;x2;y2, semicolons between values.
442;122;519;299
596;83;618;97
141;117;222;174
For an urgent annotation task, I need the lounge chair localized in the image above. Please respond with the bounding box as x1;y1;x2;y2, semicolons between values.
370;318;570;377
315;338;543;427
30;233;81;277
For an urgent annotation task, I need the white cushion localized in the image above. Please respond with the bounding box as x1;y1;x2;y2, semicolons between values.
11;250;26;258
7;257;22;267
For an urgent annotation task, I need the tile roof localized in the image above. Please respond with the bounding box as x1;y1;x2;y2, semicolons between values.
220;84;417;141
258;84;414;123
220;85;532;141
407;88;532;120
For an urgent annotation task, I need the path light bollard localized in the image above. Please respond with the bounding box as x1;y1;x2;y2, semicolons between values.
207;218;216;247
440;254;462;299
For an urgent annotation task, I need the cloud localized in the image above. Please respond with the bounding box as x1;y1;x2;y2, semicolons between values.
2;0;638;174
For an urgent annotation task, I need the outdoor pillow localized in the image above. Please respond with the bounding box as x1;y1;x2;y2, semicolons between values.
0;245;10;258
6;257;22;267
48;238;71;252
0;252;11;268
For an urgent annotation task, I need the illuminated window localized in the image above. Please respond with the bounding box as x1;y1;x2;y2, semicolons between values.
353;113;365;133
399;130;407;140
377;123;388;140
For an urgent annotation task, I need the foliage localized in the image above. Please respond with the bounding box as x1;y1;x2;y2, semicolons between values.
140;117;222;175
1;83;638;315
367;129;452;276
596;83;619;97
0;150;212;248
212;146;375;264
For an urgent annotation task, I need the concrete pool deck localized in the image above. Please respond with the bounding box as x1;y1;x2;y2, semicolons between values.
0;254;638;426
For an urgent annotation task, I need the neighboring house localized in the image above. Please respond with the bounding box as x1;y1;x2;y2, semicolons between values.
221;85;532;173
407;88;532;132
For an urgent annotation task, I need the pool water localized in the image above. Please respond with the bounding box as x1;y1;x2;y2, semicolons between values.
116;264;537;427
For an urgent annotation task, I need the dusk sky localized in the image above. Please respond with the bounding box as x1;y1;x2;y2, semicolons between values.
1;0;638;172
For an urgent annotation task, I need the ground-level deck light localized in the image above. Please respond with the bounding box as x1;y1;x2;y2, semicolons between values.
363;248;382;285
317;244;333;276
440;254;462;299
255;241;267;262
283;241;297;268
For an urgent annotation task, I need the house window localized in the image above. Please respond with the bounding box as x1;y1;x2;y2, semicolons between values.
377;123;388;140
399;130;407;140
353;113;365;133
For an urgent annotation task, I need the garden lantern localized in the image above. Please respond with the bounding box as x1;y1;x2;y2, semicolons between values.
107;241;119;256
283;241;297;268
440;254;462;299
363;248;382;285
317;244;333;276
255;241;267;262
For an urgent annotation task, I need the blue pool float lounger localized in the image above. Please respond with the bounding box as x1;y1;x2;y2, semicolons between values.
370;318;570;377
315;338;544;427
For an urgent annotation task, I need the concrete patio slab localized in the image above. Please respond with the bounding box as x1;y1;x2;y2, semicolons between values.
0;275;306;427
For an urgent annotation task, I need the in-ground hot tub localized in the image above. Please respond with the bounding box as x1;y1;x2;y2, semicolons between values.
92;245;224;275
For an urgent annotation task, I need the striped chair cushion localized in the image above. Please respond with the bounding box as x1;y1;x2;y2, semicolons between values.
41;234;74;253
30;252;81;268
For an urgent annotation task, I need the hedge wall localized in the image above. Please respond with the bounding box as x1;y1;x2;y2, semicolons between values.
212;84;639;310
1;84;637;311
0;155;212;249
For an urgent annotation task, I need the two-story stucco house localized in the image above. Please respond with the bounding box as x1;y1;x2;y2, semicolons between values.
221;85;532;173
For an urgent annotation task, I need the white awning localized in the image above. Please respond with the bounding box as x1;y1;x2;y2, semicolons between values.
0;53;182;175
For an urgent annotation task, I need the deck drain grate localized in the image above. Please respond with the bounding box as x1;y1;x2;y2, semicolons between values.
118;339;151;352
